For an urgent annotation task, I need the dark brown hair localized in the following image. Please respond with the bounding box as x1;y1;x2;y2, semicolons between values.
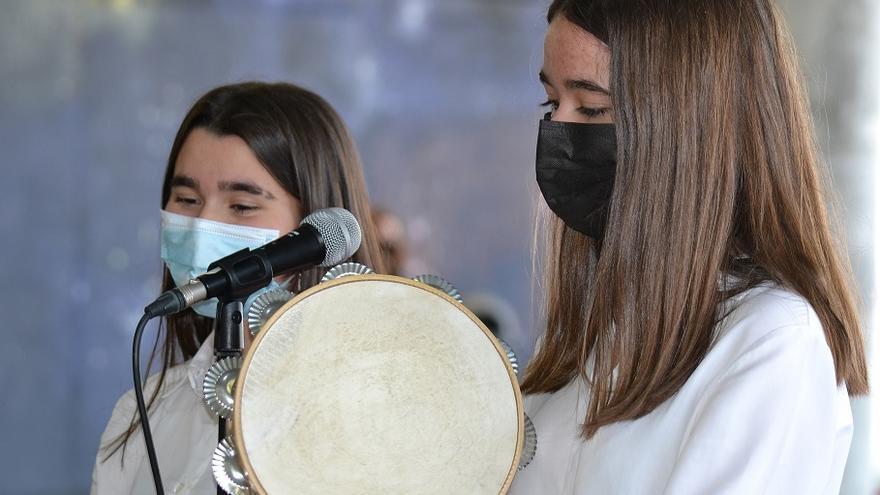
523;0;869;438
104;81;386;459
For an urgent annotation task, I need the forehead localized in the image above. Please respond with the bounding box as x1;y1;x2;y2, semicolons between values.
543;17;611;86
173;128;280;188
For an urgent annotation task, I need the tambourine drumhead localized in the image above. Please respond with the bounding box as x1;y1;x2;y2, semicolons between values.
233;275;523;495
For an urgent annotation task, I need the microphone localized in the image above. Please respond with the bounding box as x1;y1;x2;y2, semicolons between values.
145;207;361;318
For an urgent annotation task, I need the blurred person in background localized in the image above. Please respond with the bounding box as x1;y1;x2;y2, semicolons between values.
511;0;869;493
467;292;522;345
372;206;410;276
91;81;386;494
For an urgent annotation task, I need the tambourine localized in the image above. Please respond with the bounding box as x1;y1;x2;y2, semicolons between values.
210;271;532;494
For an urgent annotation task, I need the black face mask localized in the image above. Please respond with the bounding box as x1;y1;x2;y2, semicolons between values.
536;113;617;241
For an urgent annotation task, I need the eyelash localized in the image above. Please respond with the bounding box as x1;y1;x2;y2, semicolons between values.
231;204;258;213
174;196;200;206
540;99;610;118
173;196;258;214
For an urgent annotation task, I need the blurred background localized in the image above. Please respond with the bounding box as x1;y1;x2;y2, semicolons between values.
0;0;876;493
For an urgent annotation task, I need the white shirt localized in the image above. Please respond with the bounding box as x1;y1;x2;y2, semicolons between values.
91;334;219;494
509;284;853;494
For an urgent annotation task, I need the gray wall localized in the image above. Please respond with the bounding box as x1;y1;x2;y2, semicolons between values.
779;0;880;493
0;1;875;493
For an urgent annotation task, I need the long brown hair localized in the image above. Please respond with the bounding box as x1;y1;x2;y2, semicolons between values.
523;0;869;438
103;81;386;459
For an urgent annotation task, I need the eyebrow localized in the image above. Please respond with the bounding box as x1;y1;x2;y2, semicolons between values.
170;175;276;200
218;180;276;200
170;175;199;189
539;70;611;96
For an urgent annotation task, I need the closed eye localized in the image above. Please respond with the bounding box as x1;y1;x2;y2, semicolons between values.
578;107;610;118
540;99;559;110
541;100;610;119
173;196;200;206
231;204;259;214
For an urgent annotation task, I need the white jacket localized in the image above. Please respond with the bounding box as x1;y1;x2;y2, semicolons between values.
510;284;853;494
91;334;219;494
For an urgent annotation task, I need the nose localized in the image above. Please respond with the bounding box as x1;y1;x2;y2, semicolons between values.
195;202;227;224
550;106;581;124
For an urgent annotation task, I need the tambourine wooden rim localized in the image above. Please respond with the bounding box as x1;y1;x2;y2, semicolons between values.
232;274;524;494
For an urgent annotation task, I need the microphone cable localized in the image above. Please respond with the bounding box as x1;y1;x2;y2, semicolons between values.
132;312;164;494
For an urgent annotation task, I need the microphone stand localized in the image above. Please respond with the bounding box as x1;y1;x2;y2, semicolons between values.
213;298;244;495
206;248;274;495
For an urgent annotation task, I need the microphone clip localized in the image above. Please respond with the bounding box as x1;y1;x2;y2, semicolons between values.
206;247;275;301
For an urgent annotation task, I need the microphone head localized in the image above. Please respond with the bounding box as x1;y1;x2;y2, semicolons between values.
302;207;362;267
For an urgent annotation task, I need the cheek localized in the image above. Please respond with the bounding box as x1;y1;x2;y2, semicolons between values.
163;200;190;216
267;198;302;234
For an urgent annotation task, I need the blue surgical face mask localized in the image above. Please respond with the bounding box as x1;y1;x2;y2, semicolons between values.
159;210;285;318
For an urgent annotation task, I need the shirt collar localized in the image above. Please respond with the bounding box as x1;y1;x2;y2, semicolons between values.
186;332;216;399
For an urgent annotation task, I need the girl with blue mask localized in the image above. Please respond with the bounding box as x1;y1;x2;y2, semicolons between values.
93;82;387;494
